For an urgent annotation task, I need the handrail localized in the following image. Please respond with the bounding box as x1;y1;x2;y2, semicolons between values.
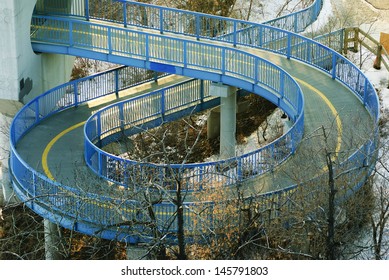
263;0;323;32
111;0;322;34
33;0;323;34
9;65;212;241
30;14;379;121
8;0;379;242
26;13;378;223
91;0;323;44
84;72;304;190
29;14;305;189
30;15;304;117
10;65;167;144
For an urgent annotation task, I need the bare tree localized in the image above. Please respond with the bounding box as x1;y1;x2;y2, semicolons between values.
369;140;389;259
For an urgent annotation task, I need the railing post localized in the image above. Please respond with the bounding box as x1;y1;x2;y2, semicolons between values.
97;113;102;147
294;13;298;33
196;14;200;40
200;79;204;103
363;78;369;106
123;3;127;28
115;69;119;98
254;57;259;88
221;48;226;75
69;21;73;46
98;151;103;177
145;35;150;60
32;173;37;197
198;166;203;191
331;53;337;79
35;99;40;122
258;26;263;47
108;28;112;54
306;42;311;63
119;104;125;131
160;90;165;120
159;8;164;34
74;82;79;107
84;0;89;21
280;72;285;99
233;21;237;47
287;35;292;59
183;41;187;68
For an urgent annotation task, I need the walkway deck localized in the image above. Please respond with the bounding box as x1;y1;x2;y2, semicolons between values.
15;46;373;198
7;0;380;243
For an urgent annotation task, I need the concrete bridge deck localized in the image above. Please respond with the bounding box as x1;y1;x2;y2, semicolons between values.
7;0;379;244
15;47;372;198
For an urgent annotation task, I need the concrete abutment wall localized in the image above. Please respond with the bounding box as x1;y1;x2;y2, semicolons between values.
0;0;74;104
1;0;76;259
1;1;76;205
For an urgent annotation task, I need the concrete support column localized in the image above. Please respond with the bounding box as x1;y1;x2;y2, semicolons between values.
44;219;63;260
0;164;6;206
1;166;18;206
126;245;150;260
210;83;237;159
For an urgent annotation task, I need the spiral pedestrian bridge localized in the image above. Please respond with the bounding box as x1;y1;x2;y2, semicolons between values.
9;0;379;244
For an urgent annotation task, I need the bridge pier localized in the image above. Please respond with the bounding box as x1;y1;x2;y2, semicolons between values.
1;165;18;206
126;244;150;260
44;219;64;260
209;83;237;158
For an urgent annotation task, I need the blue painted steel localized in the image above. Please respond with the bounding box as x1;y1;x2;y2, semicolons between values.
84;0;89;21
263;0;323;32
10;66;166;144
30;15;303;118
8;0;379;243
34;0;323;37
9;66;192;243
83;76;304;189
113;0;323;34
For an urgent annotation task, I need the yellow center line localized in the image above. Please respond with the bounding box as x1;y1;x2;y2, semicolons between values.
40;80;342;218
41;79;342;182
294;77;343;156
42;121;85;181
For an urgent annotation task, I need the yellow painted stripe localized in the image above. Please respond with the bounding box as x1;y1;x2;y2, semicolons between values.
40;81;342;217
42;121;85;181
42;80;342;180
294;77;343;156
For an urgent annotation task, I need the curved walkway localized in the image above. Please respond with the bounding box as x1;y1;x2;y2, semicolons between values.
16;47;372;195
9;1;378;242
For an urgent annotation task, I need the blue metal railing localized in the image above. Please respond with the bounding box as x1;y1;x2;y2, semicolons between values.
84;76;304;190
110;0;322;38
9;66;214;242
30;15;304;116
263;0;322;32
25;13;378;236
33;0;323;34
10;66;166;144
9;0;379;242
